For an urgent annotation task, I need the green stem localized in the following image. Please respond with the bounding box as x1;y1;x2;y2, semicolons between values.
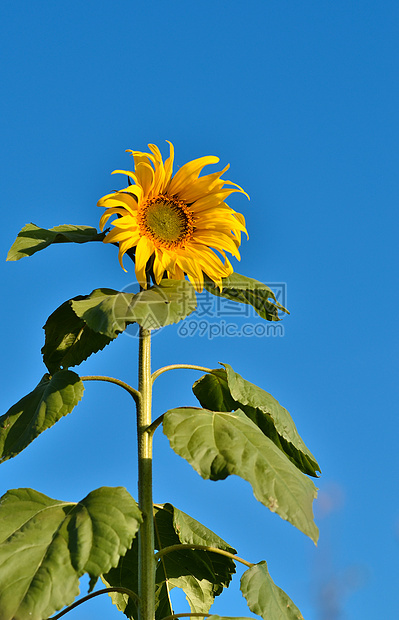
48;587;140;619
154;544;254;568
151;364;212;384
81;375;141;405
146;413;165;437
161;614;211;620
137;327;156;620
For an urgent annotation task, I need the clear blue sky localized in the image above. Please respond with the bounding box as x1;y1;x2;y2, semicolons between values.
1;2;398;619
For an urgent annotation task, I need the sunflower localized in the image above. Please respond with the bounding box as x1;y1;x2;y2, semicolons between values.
98;142;248;292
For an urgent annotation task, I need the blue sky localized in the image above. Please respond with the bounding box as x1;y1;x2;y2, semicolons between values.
1;1;398;619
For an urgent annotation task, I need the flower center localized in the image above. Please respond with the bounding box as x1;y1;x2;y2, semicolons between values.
138;195;195;248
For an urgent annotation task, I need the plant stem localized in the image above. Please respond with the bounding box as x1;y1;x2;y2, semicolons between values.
151;364;212;383
48;587;140;620
154;544;254;568
137;327;155;620
146;413;165;437
161;614;210;620
81;375;141;404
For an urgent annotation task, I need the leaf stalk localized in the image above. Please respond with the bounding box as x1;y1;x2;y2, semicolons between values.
48;587;140;619
81;375;141;405
146;413;165;437
151;364;212;384
154;544;254;568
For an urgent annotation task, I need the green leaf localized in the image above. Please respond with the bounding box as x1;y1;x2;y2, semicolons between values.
0;370;83;463
241;561;304;620
125;279;197;329
193;369;236;413
6;223;106;261
42;297;113;374
193;365;320;477
70;288;134;338
204;272;289;321
155;504;236;615
0;486;142;620
42;281;196;373
163;408;318;543
71;280;197;336
101;540;139;620
103;503;236;620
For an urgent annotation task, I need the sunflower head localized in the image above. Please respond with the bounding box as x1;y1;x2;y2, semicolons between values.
98;142;249;292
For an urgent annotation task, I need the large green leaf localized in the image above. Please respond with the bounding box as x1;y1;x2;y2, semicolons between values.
155;503;236;615
0;370;83;463
204;273;289;321
103;503;236;620
125;279;197;329
71;280;197;336
70;288;134;338
6;223;106;261
241;561;304;620
101;537;139;620
42;281;196;373
163;408;318;543
42;297;113;374
193;365;320;477
0;486;142;620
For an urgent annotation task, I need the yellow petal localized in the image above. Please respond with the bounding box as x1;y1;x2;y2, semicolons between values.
117;237;140;271
163;141;174;187
135;236;155;287
153;249;167;284
134;162;155;198
193;212;248;234
168;155;219;196
184;243;232;276
127;150;156;175
193;231;241;259
99;208;129;230
108;217;140;231
172;264;185;280
218;179;250;200
148;144;166;196
190;188;246;212
148;143;163;163
175;254;204;292
234;212;249;239
157;248;176;273
121;185;143;203
178;165;230;203
111;169;135;179
104;227;138;244
98;193;139;214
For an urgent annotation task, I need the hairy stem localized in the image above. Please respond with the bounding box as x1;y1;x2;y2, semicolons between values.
146;413;165;437
48;587;139;619
154;544;254;568
137;327;156;620
161;614;211;620
81;375;141;404
151;364;212;384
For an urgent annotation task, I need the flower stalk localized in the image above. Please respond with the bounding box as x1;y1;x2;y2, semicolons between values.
137;326;155;620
